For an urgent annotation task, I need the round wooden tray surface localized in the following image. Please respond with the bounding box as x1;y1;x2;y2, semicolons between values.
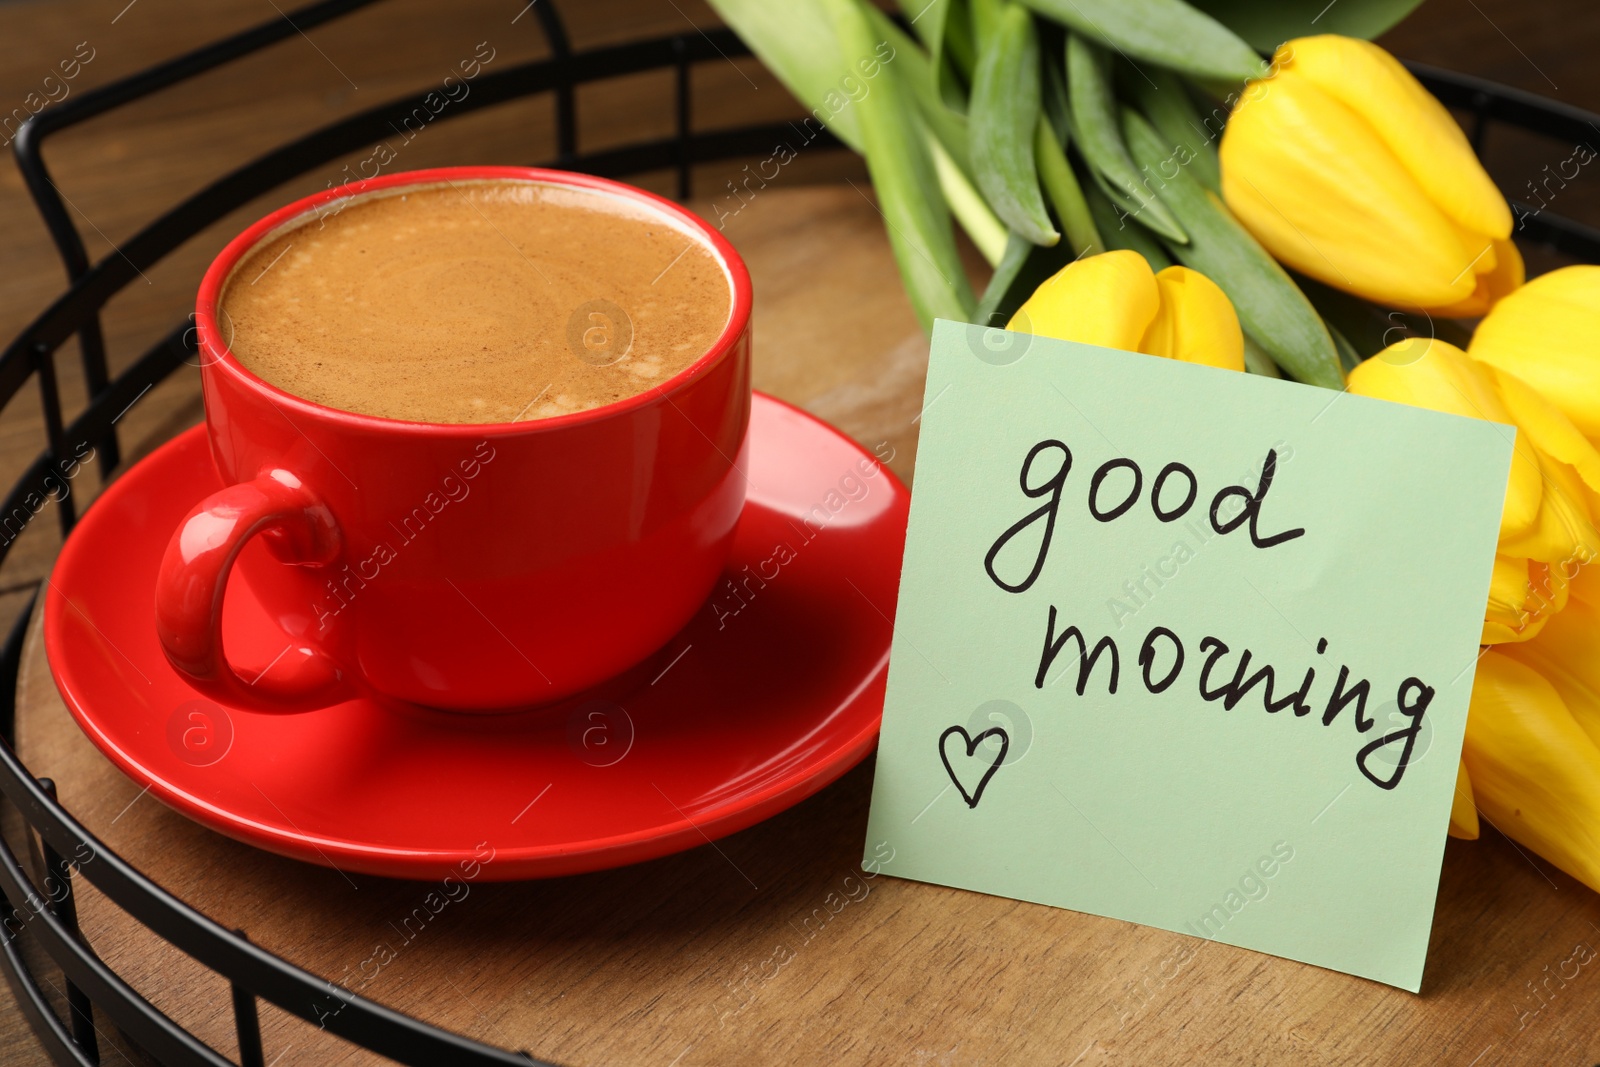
15;187;1600;1066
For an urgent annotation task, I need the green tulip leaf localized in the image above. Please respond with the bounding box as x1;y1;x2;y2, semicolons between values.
717;0;986;307
1034;117;1103;256
1242;332;1285;378
969;0;1008;47
1019;0;1265;83
868;5;1005;262
1124;67;1222;194
943;0;979;81
865;4;972;174
898;0;973;112
1067;34;1188;244
1325;320;1365;374
1121;108;1344;389
1041;41;1073;141
1082;177;1174;271
1188;0;1428;52
929;130;1009;264
902;0;945;49
706;0;866;152
969;4;1060;246
974;231;1079;328
828;0;977;331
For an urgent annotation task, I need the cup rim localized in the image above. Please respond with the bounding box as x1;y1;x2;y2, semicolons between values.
194;165;753;437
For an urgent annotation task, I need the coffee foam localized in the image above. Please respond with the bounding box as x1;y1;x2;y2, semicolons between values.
218;179;731;424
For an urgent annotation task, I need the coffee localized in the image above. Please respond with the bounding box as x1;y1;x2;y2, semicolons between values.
218;179;731;423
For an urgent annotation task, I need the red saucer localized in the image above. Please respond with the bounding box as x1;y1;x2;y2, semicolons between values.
44;393;907;880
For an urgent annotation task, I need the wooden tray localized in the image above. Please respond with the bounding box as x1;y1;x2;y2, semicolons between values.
13;186;1600;1067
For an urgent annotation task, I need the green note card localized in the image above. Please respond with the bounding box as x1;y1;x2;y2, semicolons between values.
864;321;1515;992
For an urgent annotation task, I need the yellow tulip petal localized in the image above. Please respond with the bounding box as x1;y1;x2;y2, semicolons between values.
1484;554;1534;641
1348;339;1541;539
1498;452;1599;566
1284;36;1511;242
1534;561;1573;618
1483;614;1549;645
1449;759;1479;840
1009;250;1159;352
1568;553;1600;608
1221;68;1479;308
1492;236;1527;297
1491;363;1600;569
1463;651;1600;892
1470;265;1600;438
1430;237;1525;318
1482;556;1564;644
1482;622;1515;643
1473;238;1498;275
1501;591;1600;750
1141;266;1245;370
1489;366;1600;497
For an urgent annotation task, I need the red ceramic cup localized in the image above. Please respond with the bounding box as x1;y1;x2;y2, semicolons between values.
157;166;752;712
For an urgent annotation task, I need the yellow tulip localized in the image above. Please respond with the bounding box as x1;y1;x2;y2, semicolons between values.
1470;266;1600;439
1220;35;1516;313
1008;250;1244;371
1436;237;1524;319
1348;338;1600;642
1463;651;1600;892
1500;565;1600;751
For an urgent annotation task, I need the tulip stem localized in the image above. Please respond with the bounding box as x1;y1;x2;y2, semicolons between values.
930;131;1008;267
1035;117;1104;257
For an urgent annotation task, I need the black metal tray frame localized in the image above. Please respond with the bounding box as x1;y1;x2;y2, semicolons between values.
2;3;1597;1063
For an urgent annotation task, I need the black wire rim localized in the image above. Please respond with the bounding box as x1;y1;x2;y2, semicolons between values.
2;3;1599;1064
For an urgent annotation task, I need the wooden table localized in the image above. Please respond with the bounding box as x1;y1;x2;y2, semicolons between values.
4;2;1600;1065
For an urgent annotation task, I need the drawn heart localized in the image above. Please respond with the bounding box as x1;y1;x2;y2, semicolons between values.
938;725;1009;809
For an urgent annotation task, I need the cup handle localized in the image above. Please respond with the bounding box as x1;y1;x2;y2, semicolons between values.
155;469;351;712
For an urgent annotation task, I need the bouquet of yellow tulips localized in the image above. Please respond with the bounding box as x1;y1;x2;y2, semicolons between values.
714;0;1600;894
